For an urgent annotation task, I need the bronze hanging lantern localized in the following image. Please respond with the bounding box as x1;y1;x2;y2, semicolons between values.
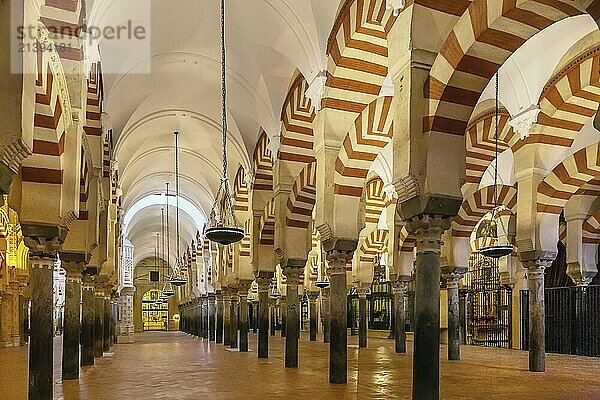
477;72;513;259
205;0;244;246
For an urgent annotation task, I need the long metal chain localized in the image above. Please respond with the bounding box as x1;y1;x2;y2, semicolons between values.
494;71;499;208
175;131;181;274
221;0;228;182
166;182;170;273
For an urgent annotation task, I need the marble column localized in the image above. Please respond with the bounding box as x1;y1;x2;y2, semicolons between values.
230;292;239;349
208;295;216;341
525;260;551;372
442;267;467;361
269;298;276;336
252;302;258;333
326;247;354;384
81;277;95;366
61;264;83;380
18;285;27;346
308;292;318;342
216;293;224;343
357;288;368;348
257;279;270;358
103;297;111;351
238;281;252;352
94;291;105;358
223;292;231;346
27;248;57;400
284;266;302;368
321;287;330;343
410;217;449;400
280;297;287;338
392;279;409;353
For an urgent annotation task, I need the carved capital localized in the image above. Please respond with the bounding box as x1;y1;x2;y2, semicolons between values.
406;216;451;255
23;226;66;258
392;280;409;296
523;259;552;279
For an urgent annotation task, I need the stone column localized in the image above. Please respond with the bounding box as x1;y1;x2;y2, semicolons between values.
117;287;135;343
216;292;224;343
257;278;270;358
442;266;467;361
61;263;83;380
321;287;330;343
81;277;95;366
103;296;111;351
238;280;252;352
230;290;239;349
280;296;287;337
392;279;409;353
308;292;318;342
252;301;259;333
524;260;551;372
409;217;449;400
357;288;368;348
283;265;302;368
18;282;27;346
223;291;231;346
208;294;216;341
269;298;276;336
326;247;354;384
94;290;105;358
25;238;58;400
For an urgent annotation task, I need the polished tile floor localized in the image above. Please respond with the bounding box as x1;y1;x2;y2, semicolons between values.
2;331;600;399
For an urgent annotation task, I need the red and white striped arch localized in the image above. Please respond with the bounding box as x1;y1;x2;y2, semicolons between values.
452;185;517;237
279;74;315;165
521;45;600;151
334;96;394;197
259;197;276;246
397;225;416;254
252;131;274;192
364;177;387;224
426;0;595;137
583;211;600;243
465;107;516;186
538;142;600;214
286;161;317;229
323;0;397;114
358;229;389;263
233;166;249;213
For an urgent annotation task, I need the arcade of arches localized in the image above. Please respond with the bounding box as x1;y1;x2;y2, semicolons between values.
2;0;600;399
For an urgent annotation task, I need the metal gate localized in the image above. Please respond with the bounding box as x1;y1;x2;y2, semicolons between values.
465;253;512;348
545;285;600;357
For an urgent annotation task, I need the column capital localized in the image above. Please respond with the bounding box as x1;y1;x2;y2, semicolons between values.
325;241;355;275
306;291;319;301
406;216;451;255
237;279;253;296
356;287;368;298
441;266;468;289
523;259;552;277
392;280;409;296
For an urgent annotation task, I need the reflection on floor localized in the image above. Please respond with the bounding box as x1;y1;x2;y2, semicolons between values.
1;331;600;399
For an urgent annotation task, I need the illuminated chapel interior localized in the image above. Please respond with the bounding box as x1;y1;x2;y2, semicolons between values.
1;0;600;399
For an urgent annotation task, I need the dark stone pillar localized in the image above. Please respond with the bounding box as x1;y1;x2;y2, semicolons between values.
239;296;249;352
27;254;55;400
18;289;26;346
270;299;276;336
94;292;105;358
280;297;287;338
308;293;318;342
525;260;550;372
61;266;82;380
442;267;467;361
103;298;111;351
284;266;302;368
81;279;95;366
208;296;216;341
410;217;449;400
326;247;354;384
321;287;330;343
392;280;408;354
257;286;270;358
230;294;238;349
223;293;231;346
252;302;258;333
358;289;367;348
216;294;224;344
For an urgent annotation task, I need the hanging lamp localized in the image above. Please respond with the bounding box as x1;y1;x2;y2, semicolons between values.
161;207;176;297
479;72;513;259
168;131;188;286
205;0;244;245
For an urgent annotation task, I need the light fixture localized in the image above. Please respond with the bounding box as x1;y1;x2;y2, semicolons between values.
479;72;513;259
169;131;188;286
315;280;330;289
205;0;244;245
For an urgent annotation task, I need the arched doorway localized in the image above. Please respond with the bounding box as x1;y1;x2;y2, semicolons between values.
141;289;168;331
